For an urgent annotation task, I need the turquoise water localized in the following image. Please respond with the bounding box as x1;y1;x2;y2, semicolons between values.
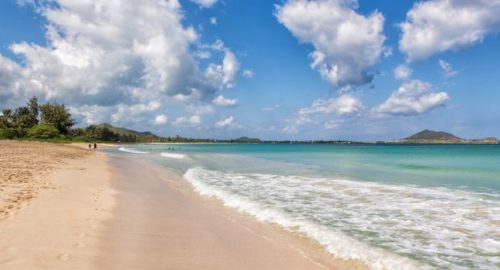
110;144;500;269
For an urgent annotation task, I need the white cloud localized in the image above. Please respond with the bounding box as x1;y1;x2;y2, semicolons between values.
276;0;386;87
284;94;361;133
210;17;217;25
400;0;500;61
374;80;449;115
215;116;241;128
154;114;168;125
262;104;280;112
0;0;243;129
174;115;202;127
204;48;240;89
438;59;459;77
190;0;219;8
185;104;214;115
242;69;254;78
394;64;412;80
212;95;239;107
299;94;362;116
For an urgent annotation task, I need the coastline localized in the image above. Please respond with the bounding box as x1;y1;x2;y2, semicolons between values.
0;141;367;269
99;153;368;270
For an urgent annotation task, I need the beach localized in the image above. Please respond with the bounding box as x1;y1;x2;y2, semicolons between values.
0;141;365;269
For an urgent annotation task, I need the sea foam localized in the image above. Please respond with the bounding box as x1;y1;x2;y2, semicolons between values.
184;167;500;270
160;152;186;159
118;147;149;154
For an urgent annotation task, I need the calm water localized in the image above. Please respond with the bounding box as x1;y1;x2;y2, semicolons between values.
109;144;500;270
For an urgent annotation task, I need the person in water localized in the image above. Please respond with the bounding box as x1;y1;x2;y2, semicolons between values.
88;143;91;150
93;142;97;151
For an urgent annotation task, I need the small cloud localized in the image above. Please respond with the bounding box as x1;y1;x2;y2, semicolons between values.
262;104;280;112
174;115;202;127
195;50;211;59
394;64;412;80
439;60;459;77
190;0;218;8
210;17;217;25
374;80;449;116
212;95;239;107
186;104;214;115
242;69;254;78
154;114;168;125
215;116;242;128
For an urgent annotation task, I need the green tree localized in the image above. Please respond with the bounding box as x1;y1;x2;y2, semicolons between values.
39;102;75;134
0;109;13;129
27;124;60;139
28;97;39;124
13;106;37;129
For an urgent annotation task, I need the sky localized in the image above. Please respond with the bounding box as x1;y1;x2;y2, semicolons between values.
0;0;499;141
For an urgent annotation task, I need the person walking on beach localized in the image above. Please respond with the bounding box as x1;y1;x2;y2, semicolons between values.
93;142;97;151
88;143;91;150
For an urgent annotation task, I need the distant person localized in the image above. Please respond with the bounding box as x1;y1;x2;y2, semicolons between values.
88;143;91;150
93;142;97;151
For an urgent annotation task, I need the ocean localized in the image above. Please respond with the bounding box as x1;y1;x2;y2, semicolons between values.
110;144;500;269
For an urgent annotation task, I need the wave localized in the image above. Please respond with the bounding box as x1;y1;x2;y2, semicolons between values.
183;167;500;270
118;147;149;154
160;152;186;159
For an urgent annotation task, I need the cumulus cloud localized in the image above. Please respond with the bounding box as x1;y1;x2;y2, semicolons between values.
400;0;500;61
284;94;361;133
174;115;202;127
190;0;219;8
299;94;362;116
0;0;242;128
394;64;412;80
204;43;240;89
374;80;449;115
215;116;241;128
154;114;168;125
438;59;459;77
276;0;386;87
212;95;239;107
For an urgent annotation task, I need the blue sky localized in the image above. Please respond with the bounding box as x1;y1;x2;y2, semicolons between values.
0;0;499;140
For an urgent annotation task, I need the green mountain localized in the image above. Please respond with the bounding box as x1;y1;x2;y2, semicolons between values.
404;129;463;143
90;123;163;142
95;123;158;138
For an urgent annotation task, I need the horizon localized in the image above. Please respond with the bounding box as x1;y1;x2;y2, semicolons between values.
1;0;500;141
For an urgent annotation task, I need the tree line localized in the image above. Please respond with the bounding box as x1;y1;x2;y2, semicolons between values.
1;97;144;142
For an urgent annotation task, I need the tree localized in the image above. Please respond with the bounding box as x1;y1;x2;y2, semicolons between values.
13;106;37;129
39;102;75;134
27;124;59;139
0;109;13;129
28;97;39;124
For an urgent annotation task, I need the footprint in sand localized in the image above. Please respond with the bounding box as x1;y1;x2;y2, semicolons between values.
57;253;70;261
74;241;86;248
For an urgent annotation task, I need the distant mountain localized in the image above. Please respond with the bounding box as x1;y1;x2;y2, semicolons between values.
95;123;162;141
404;129;463;143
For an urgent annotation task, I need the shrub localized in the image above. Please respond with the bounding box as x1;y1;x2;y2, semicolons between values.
27;124;60;139
0;128;17;139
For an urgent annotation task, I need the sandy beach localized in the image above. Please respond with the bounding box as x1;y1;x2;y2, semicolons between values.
0;141;366;270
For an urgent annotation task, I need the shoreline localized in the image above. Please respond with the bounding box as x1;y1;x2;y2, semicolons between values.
0;141;367;269
99;153;368;270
